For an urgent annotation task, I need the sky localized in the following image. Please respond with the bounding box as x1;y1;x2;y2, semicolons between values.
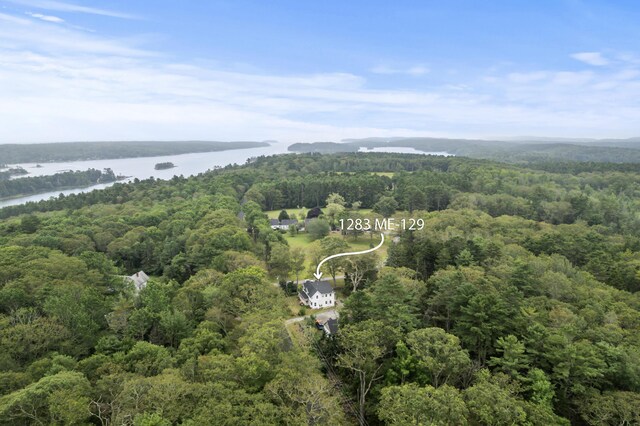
0;0;639;143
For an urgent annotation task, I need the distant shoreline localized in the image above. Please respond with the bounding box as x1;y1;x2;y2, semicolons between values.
0;177;128;202
0;141;271;164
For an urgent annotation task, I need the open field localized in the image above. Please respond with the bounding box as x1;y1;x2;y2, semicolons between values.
266;207;375;219
284;231;386;251
266;208;307;219
335;171;396;178
281;231;389;277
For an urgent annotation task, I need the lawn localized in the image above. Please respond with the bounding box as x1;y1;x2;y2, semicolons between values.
285;321;309;349
282;231;389;278
285;295;306;316
266;207;375;219
266;208;307;219
335;171;396;178
284;231;385;251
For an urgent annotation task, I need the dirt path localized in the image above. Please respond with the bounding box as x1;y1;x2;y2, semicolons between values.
284;308;339;325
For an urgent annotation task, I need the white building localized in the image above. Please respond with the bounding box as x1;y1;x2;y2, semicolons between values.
269;219;298;230
125;271;149;293
299;279;335;309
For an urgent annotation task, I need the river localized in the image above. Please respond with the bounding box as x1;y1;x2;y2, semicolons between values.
1;143;454;208
0;142;291;208
358;147;453;155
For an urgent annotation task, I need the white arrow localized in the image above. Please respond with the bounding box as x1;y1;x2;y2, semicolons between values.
314;233;385;280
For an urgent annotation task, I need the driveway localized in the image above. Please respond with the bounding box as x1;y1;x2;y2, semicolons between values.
284;308;339;325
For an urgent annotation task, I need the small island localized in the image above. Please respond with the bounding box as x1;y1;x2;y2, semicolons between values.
0;166;29;180
0;168;119;199
154;162;176;170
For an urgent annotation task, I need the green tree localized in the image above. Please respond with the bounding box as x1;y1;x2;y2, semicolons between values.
579;391;640;426
43;283;107;355
405;327;471;387
527;368;555;407
268;243;292;282
242;201;269;242
320;236;350;284
307;218;331;240
454;284;519;363
344;252;378;292
402;185;427;213
290;250;306;284
378;383;468;425
0;371;91;425
124;341;173;376
214;267;285;317
20;214;41;234
183;383;285;425
134;412;172;426
373;196;399;217
336;320;398;422
158;310;191;348
325;203;346;229
463;370;527;425
488;335;530;381
266;352;347;425
327;193;346;206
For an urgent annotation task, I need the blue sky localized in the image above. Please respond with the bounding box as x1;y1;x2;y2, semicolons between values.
0;0;639;142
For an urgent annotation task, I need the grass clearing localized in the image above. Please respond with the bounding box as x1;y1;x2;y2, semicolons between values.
266;208;307;219
266;207;376;219
335;171;395;178
285;295;305;316
285;322;309;348
281;231;389;276
284;231;385;251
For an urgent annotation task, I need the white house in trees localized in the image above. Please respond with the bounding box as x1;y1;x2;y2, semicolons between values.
269;219;298;230
125;271;149;293
299;279;335;309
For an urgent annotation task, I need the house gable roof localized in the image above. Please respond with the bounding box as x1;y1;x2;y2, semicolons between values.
324;318;339;335
302;279;334;297
128;271;148;286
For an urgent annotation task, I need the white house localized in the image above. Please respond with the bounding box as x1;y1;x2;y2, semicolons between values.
299;279;335;309
270;219;298;230
125;271;149;293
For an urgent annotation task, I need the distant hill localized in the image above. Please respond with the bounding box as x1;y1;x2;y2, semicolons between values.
288;142;358;153
0;141;270;164
485;142;640;164
289;137;640;164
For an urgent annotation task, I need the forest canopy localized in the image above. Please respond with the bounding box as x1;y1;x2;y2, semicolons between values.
0;152;639;425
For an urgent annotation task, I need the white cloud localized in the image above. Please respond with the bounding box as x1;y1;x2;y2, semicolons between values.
26;12;64;23
7;0;136;19
0;11;638;142
0;14;154;56
571;51;609;66
507;71;548;83
371;65;429;76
